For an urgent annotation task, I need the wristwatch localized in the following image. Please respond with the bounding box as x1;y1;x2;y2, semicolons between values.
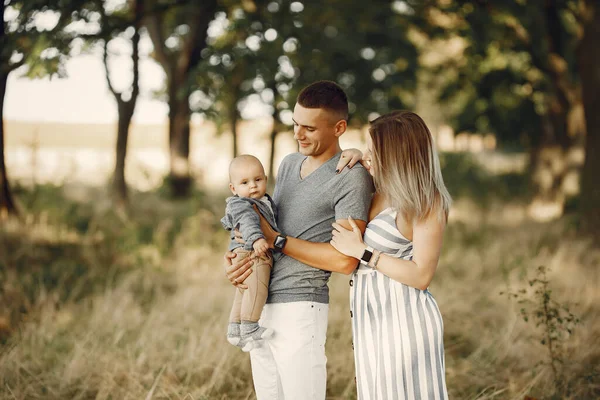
360;246;374;265
273;234;288;252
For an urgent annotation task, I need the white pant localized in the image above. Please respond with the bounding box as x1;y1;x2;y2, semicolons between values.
250;301;329;400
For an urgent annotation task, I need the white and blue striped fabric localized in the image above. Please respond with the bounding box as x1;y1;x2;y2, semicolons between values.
350;207;448;400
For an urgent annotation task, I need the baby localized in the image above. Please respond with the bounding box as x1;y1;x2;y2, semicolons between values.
220;154;278;352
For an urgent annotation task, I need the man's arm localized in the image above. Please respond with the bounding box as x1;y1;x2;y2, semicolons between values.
258;214;366;275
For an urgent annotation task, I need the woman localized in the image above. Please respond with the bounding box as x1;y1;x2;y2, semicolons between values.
331;110;451;400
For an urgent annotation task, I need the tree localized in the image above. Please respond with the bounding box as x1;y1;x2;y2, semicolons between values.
578;0;600;238
0;63;14;219
197;0;420;181
220;0;298;179
192;9;256;160
145;0;218;197
424;1;588;214
422;0;600;228
279;0;420;178
98;0;144;208
0;0;89;218
191;1;298;174
291;0;419;120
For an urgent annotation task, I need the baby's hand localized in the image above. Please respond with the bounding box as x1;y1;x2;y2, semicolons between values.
253;238;269;257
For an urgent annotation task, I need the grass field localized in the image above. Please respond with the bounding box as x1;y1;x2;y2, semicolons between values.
1;154;599;399
4;119;526;191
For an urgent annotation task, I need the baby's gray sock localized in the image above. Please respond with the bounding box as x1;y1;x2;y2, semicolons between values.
227;322;241;346
241;321;274;341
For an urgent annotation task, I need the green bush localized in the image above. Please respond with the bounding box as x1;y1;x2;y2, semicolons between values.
440;151;531;209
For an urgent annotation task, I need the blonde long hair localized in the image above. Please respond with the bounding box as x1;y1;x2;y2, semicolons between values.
369;110;452;222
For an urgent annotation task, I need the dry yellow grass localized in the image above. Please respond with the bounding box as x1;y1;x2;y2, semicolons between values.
1;188;598;399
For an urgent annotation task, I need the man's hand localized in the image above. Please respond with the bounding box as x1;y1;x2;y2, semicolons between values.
223;251;254;289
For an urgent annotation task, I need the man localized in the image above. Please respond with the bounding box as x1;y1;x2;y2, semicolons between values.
224;80;373;399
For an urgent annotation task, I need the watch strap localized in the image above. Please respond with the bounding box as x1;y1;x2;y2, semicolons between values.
370;250;382;270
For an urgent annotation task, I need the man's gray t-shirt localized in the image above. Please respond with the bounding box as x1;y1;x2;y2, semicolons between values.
268;152;373;304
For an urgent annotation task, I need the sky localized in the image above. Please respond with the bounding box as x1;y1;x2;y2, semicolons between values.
5;34;171;125
5;49;270;125
4;24;268;125
3;1;415;125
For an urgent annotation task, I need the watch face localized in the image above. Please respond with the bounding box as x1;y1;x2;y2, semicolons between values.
274;235;287;250
361;249;373;263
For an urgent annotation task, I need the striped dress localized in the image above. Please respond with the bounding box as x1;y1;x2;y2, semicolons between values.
350;207;448;400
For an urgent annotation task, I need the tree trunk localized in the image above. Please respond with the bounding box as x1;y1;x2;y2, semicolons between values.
227;89;240;159
527;0;585;219
168;96;192;197
231;110;239;159
528;119;568;200
527;104;585;220
228;64;245;159
267;114;278;188
0;71;17;219
0;0;17;219
104;4;141;209
267;80;280;187
578;0;600;239
145;1;217;198
113;101;134;207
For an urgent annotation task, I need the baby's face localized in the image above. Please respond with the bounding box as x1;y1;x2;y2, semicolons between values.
229;161;268;199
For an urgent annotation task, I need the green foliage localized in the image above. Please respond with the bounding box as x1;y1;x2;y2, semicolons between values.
194;0;420;131
292;0;419;122
440;152;531;209
423;0;583;150
144;0;219;97
1;0;98;77
13;183;95;231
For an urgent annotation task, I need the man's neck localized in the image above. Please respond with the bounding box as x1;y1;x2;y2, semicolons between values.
302;146;341;177
307;145;341;167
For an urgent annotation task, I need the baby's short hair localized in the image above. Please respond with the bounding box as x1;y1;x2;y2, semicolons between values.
229;154;264;181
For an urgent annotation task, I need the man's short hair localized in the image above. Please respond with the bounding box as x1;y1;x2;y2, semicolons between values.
297;80;349;121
